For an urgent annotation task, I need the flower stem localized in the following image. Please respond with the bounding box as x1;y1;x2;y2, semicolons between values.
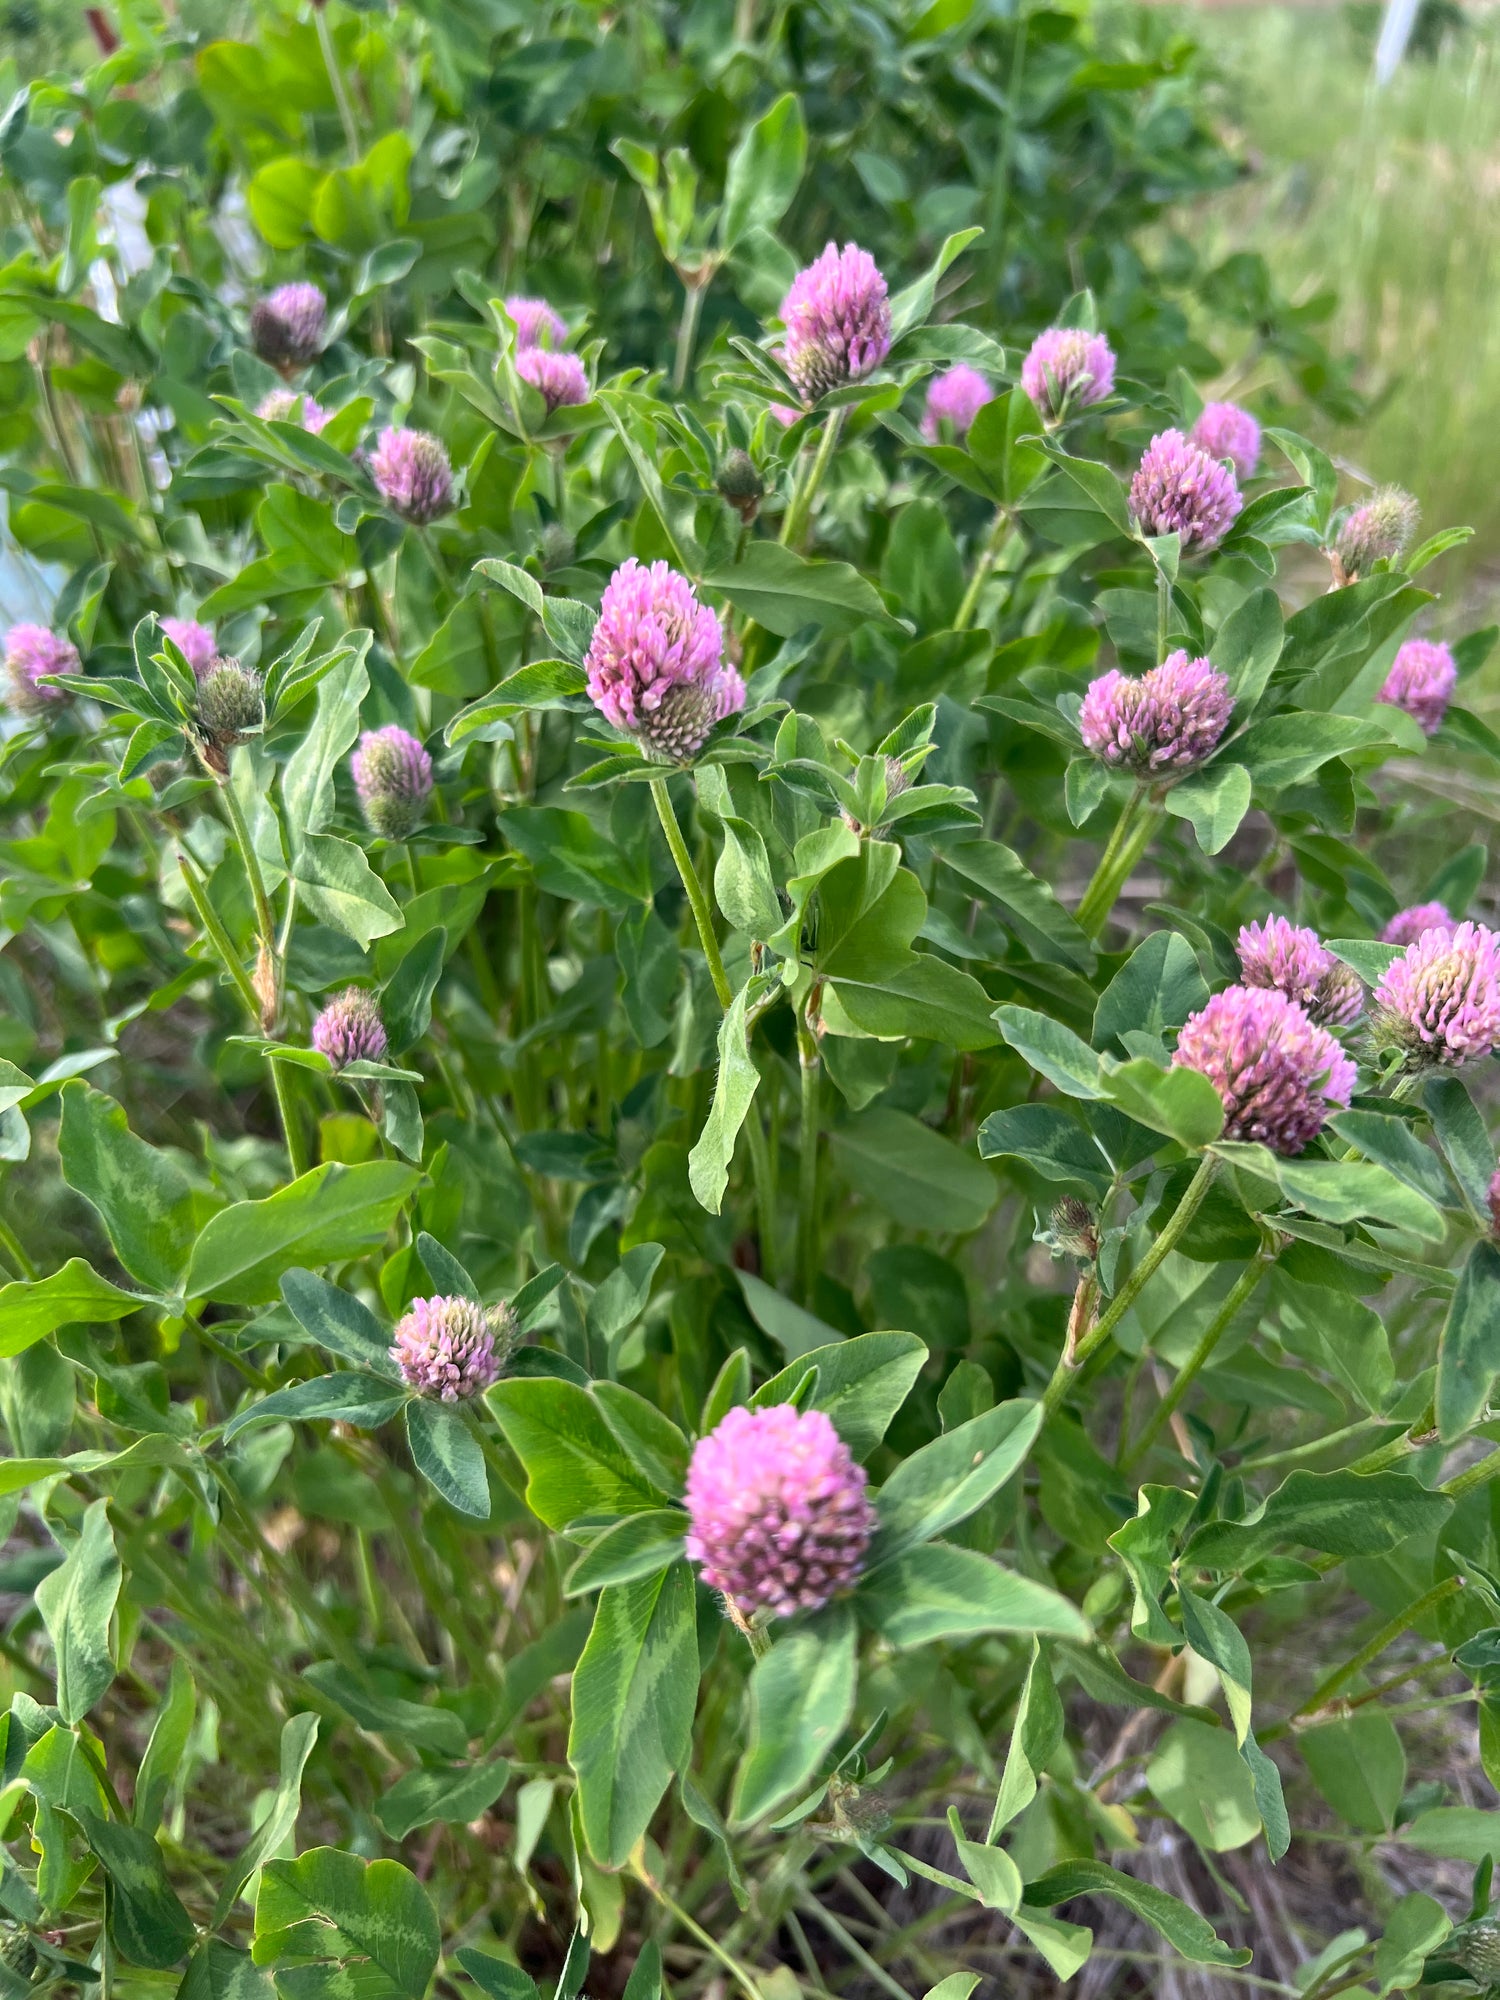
176;846;262;1020
314;1;361;160
650;775;732;1009
953;506;1011;631
781;406;845;549
1041;1153;1219;1423
1074;786;1160;939
216;768;279;1028
744;1101;780;1286
1120;1246;1274;1471
632;1859;767;2000
672;272;709;393
796;1017;821;1305
1286;1575;1464;1724
268;1057;309;1180
1156;562;1172;660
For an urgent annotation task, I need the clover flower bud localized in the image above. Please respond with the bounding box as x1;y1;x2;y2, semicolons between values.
1129;429;1242;552
842;757;912;837
250;282;327;368
1079;651;1233;776
390;1294;514;1401
716;448;765;523
1382;902;1454;948
1173;985;1356;1155
1379;638;1456;737
311;987;388;1070
1445;1916;1500;1985
161;618;217;678
780;243;892;403
1049;1196;1099;1261
585;558;745;763
920;364;994;442
1333;486;1419;582
194;657;264;773
1020;328;1116;421
369;427;453;524
351;725;434;840
1190;401;1261;480
516;346;589;414
685;1404;874;1624
816;1778;893;1844
503;296;567;350
1237;916;1364;1028
1373;921;1500;1069
5;624;78;712
257;388;331;435
540;522;576;571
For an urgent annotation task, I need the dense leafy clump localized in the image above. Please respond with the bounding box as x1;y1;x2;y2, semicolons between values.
2;5;1500;2000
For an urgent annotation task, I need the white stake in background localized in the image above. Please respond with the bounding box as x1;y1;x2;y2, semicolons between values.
1374;0;1423;85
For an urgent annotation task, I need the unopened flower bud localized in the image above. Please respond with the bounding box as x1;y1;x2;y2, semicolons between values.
351;725;434;840
194;657;264;772
716;449;765;523
1333;486;1419;583
1050;1196;1099;1261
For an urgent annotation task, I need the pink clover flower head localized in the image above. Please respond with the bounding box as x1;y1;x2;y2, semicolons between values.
780;242;892;402
5;624;79;712
685;1403;874;1622
769;403;803;428
370;427;453;524
161;618;217;679
503;296;568;351
1382;901;1454;948
1190;401;1261;481
1130;429;1242;553
1334;486;1419;582
1173;985;1356;1155
1374;921;1500;1068
585;558;744;763
257;388;331;435
1020;327;1116;421
1379;638;1457;737
920;364;994;442
352;725;434;840
516;345;589;413
1236;916;1363;1028
250;282;327;368
1078;651;1233;775
390;1294;513;1401
311;987;388;1070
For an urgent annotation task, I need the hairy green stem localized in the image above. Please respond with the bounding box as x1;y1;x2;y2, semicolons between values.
268;1057;309;1180
1120;1248;1274;1471
216;771;279;1021
744;1101;780;1286
952;506;1011;631
672;272;709;392
1286;1574;1463;1724
796;1020;822;1305
314;1;361;158
1075;787;1161;939
1156;561;1172;659
1041;1154;1220;1422
633;1861;766;2000
0;1199;38;1282
177;847;261;1020
651;776;732;1009
781;406;845;549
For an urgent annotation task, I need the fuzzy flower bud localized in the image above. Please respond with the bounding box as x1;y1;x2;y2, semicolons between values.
842;757;912;837
194;658;264;772
1020;328;1116;421
685;1404;874;1623
1373;921;1500;1069
503;296;567;351
780;243;892;403
390;1294;514;1401
161;618;217;678
1049;1196;1099;1261
370;427;453;524
1130;429;1243;552
515;345;589;413
716;449;765;523
1237;916;1364;1028
920;364;995;442
1173;986;1356;1155
311;987;388;1069
351;725;435;840
1382;902;1454;948
1190;401;1261;480
250;282;327;368
1334;486;1419;582
257;388;331;435
1379;638;1456;737
585;558;745;763
1079;651;1233;776
5;624;78;712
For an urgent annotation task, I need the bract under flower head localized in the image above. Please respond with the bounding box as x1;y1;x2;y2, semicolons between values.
780;243;892;403
1190;401;1261;480
1173;984;1356;1154
1078;651;1233;775
584;558;744;762
390;1295;513;1401
1129;429;1242;552
1379;638;1457;737
370;428;453;524
352;726;434;840
685;1403;873;1622
1374;921;1500;1068
1020;327;1116;421
920;364;994;441
311;988;388;1070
